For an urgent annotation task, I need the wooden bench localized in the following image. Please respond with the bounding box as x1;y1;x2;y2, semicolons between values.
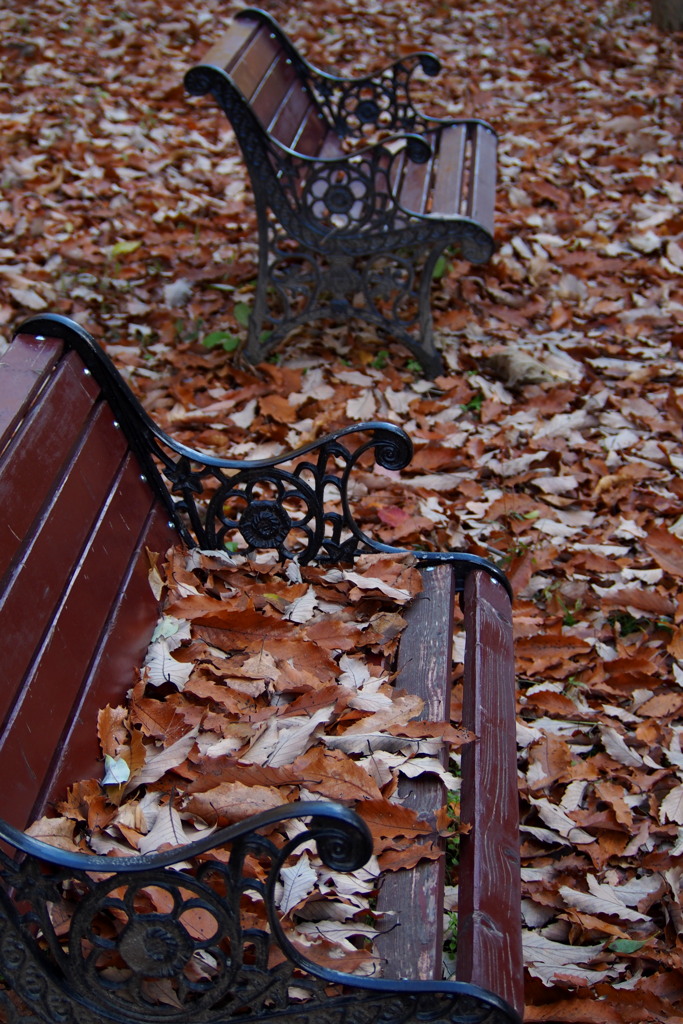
0;313;522;1024
184;8;497;377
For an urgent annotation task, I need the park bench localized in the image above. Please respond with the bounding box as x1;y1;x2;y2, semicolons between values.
184;8;497;377
0;313;522;1024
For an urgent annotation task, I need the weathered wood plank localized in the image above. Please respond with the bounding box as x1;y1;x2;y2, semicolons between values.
467;124;497;235
375;564;455;980
396;149;434;216
457;569;523;1018
431;124;467;217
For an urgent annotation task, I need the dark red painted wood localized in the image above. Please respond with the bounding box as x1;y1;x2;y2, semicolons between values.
375;565;455;980
457;570;523;1018
0;454;160;829
0;334;62;445
468;124;497;234
0;350;101;580
229;26;283;102
397;150;435;216
200;19;256;76
431;124;467;217
250;52;299;130
0;329;519;1013
42;505;176;817
0;403;128;724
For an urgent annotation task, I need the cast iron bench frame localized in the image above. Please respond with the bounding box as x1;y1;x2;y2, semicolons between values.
185;8;497;376
0;313;522;1024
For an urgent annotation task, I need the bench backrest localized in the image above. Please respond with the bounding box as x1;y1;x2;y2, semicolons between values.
199;10;330;157
0;334;176;829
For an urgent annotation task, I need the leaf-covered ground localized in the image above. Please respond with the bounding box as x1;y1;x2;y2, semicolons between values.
3;0;683;1020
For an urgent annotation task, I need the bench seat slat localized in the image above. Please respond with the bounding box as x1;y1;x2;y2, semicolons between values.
457;570;523;1016
396;151;435;217
185;8;498;374
0;454;161;829
230;27;284;103
374;565;455;980
250;52;299;130
269;86;326;155
467;124;497;235
430;125;468;218
0;351;100;581
0;404;128;724
291;105;327;157
200;19;258;76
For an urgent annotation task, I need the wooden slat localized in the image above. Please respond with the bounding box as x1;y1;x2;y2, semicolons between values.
270;83;323;153
0;351;100;580
292;105;328;157
0;403;127;725
42;506;177;814
457;570;523;1018
230;26;282;102
467;124;497;234
318;132;346;160
430;124;468;217
250;51;299;129
375;564;455;980
0;453;160;830
396;149;434;216
199;19;258;74
0;335;62;447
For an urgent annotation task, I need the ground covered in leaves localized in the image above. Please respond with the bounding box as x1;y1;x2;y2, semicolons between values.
2;0;683;1020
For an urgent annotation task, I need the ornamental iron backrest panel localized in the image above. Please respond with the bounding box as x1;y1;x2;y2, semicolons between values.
0;804;519;1024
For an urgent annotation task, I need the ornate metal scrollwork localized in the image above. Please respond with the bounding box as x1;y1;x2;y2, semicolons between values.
289;51;443;139
0;802;518;1024
14;313;512;599
0;798;519;1024
4;317;518;1023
